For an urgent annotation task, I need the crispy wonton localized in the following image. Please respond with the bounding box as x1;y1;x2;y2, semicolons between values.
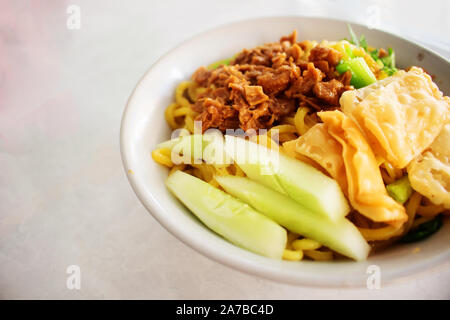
408;124;450;209
340;67;449;169
296;110;407;226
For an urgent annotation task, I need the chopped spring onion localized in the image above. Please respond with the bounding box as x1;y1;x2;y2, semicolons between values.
400;215;443;243
359;35;368;51
346;24;398;77
347;23;360;47
336;57;377;88
380;47;397;75
386;175;413;204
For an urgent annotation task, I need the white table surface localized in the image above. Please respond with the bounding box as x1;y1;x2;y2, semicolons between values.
1;0;449;299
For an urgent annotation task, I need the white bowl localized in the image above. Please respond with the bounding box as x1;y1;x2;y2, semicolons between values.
120;16;450;287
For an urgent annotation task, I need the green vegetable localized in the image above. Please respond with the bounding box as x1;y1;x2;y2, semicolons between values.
347;23;360;47
166;171;287;259
156;133;231;167
381;48;395;68
369;48;380;61
380;47;397;76
215;175;370;261
383;66;398;76
207;57;234;70
223;135;350;222
400;215;443;243
346;24;398;77
336;57;377;88
386;175;413;204
346;24;369;50
367;46;396;76
345;46;354;59
156;134;204;160
359;35;368;51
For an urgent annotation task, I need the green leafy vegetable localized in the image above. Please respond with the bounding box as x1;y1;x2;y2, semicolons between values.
336;57;377;88
400;215;443;243
344;24;398;77
359;35;368;51
386;175;413;204
223;135;350;222
380;47;397;75
156;133;232;167
369;48;380;61
215;175;370;261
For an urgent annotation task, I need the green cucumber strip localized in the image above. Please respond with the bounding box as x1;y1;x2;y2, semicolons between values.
155;133;231;167
224;135;350;222
215;175;370;261
166;171;287;259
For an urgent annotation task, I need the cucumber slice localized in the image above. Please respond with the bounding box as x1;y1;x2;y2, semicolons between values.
166;171;287;259
155;133;231;167
156;134;204;164
156;134;200;150
224;135;350;222
215;175;370;261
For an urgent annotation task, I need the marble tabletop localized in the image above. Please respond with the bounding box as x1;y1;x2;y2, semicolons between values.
1;0;449;299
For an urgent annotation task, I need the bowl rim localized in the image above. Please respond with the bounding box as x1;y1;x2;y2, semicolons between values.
120;15;450;288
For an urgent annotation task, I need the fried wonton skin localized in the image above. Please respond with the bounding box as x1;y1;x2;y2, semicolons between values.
282;139;329;175
293;123;348;191
296;111;407;225
408;124;450;209
340;67;450;169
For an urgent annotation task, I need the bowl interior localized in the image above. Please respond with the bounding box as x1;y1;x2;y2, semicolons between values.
121;16;450;287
